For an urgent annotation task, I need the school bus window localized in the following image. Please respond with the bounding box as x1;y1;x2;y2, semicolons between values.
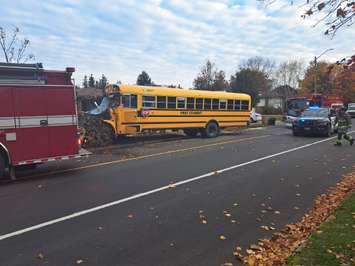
196;98;203;110
187;97;195;109
177;97;186;109
235;100;241;110
220;99;227;110
227;99;234;110
122;94;130;107
241;100;249;110
131;95;137;108
157;96;166;109
167;97;176;109
204;98;212;110
142;95;156;108
212;99;219;110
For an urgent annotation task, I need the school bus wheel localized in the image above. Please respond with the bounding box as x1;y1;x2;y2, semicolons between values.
203;121;220;138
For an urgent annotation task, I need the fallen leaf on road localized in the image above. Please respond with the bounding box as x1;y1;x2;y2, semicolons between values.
76;259;84;264
260;203;266;207
296;193;301;197
168;183;176;188
97;226;103;231
231;219;237;224
37;184;43;189
219;235;226;240
225;213;231;217
274;211;280;214
233;203;239;207
36;253;44;260
235;246;242;251
256;217;262;222
222;263;233;266
198;210;204;214
170;243;175;247
201;219;207;224
261;210;267;213
127;214;134;218
293;206;300;210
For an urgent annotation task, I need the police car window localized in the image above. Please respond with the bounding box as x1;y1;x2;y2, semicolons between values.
303;109;328;117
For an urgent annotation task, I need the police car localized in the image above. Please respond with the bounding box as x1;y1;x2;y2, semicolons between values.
292;107;337;137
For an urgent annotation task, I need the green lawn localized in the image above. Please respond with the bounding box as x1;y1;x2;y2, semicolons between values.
288;193;355;266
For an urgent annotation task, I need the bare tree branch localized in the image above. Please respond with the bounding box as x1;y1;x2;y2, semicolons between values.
0;26;35;63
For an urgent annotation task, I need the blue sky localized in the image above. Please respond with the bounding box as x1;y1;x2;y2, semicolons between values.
0;0;354;87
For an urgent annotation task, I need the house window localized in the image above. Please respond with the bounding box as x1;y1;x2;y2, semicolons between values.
227;100;234;110
219;99;227;110
187;97;195;109
196;98;203;110
177;97;186;109
157;96;166;109
142;95;156;108
204;99;211;110
167;97;176;109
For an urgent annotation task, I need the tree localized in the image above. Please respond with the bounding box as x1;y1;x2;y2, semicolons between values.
0;26;35;63
82;75;88;88
275;60;305;89
136;71;153;86
230;68;272;106
98;74;108;89
213;70;229;91
299;61;334;94
260;1;355;36
239;56;275;78
194;60;229;91
88;74;95;88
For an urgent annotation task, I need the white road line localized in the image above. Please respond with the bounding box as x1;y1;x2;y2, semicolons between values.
0;133;353;241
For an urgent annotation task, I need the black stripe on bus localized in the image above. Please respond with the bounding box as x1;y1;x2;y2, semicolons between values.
148;115;250;118
122;120;247;125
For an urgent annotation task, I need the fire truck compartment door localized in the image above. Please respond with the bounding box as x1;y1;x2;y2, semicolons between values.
13;87;50;161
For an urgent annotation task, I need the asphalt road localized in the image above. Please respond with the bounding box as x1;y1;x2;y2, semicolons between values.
0;124;354;266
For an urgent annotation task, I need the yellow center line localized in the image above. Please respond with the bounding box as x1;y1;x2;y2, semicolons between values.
23;134;271;178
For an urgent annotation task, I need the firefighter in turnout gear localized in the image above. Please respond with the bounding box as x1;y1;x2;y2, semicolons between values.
335;107;353;146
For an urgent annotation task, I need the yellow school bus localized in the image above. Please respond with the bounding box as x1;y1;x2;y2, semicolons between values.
102;84;251;140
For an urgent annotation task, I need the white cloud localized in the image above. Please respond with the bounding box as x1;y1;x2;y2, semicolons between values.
0;0;354;88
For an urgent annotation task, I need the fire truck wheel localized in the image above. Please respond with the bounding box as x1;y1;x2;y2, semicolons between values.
0;154;5;178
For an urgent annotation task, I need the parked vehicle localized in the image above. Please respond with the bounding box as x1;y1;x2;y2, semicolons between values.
250;108;262;123
285;94;344;128
0;63;87;178
346;103;355;118
292;107;337;137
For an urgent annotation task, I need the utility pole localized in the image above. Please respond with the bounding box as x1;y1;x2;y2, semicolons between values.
313;48;334;95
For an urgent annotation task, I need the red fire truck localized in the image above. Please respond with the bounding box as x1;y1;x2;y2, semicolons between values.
0;63;85;179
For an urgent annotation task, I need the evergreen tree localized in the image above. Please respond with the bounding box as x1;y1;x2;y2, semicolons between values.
82;75;88;88
88;74;95;87
136;71;153;86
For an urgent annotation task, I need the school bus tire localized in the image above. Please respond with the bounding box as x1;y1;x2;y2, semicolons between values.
203;121;220;138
